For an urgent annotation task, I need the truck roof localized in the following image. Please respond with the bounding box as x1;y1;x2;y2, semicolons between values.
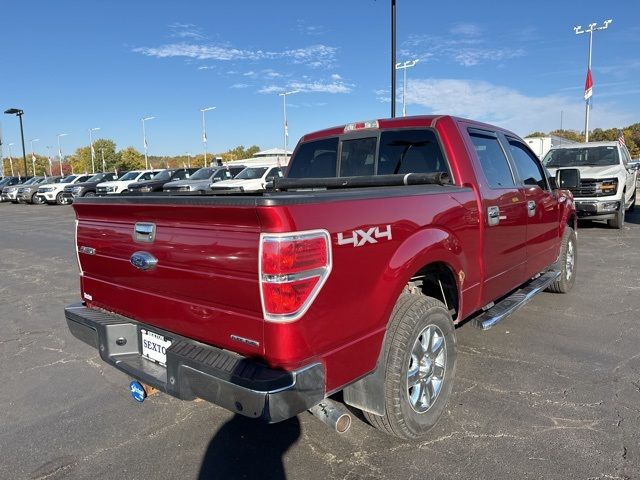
301;115;520;142
550;141;621;150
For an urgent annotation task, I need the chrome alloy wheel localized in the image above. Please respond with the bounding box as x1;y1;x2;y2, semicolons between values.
406;324;446;413
566;239;575;281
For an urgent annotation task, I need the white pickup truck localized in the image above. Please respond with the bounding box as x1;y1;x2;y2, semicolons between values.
544;141;638;229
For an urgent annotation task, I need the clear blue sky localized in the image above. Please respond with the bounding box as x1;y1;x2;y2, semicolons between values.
1;0;638;157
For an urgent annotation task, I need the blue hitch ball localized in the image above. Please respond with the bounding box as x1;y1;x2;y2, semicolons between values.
129;380;147;402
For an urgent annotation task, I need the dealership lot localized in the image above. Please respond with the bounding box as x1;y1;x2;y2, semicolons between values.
0;203;639;480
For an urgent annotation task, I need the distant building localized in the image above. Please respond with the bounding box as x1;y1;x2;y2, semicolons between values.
225;147;292;167
525;135;578;159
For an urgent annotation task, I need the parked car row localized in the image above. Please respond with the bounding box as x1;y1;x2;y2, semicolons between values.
0;162;287;205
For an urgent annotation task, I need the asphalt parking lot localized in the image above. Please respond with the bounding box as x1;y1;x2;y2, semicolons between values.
1;202;639;480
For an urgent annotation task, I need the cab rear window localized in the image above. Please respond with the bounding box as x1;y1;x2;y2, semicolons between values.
287;138;338;178
288;129;448;179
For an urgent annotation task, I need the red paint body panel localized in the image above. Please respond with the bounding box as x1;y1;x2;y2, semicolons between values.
72;115;576;395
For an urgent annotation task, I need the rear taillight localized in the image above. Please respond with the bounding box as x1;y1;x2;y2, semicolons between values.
260;230;331;322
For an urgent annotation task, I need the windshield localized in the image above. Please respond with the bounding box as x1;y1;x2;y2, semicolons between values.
151;170;172;181
0;178;11;186
190;168;216;180
88;173;106;182
118;171;140;181
543;146;619;167
235;167;268;180
60;175;78;184
22;178;37;185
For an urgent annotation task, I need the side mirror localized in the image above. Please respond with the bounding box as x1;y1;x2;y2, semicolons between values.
629;161;640;171
555;168;580;189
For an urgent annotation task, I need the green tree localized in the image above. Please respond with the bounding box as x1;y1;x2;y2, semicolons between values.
118;147;145;170
548;129;584;143
526;131;547;138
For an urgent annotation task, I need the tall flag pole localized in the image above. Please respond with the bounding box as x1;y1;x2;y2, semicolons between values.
574;19;612;142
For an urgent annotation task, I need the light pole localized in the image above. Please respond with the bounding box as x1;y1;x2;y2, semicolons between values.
187;151;191;168
8;143;15;176
278;90;298;158
46;145;53;176
200;107;215;166
30;138;40;176
88;127;100;173
4;108;28;176
101;149;106;172
57;133;68;176
574;19;612;142
396;59;419;117
141;116;154;169
391;0;397;118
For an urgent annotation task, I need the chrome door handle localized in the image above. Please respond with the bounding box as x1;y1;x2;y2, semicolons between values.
488;206;500;226
527;200;536;217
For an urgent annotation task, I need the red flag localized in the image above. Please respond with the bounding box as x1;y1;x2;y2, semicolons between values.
584;68;593;100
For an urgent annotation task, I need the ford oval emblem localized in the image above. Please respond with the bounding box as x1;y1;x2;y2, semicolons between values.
130;251;158;271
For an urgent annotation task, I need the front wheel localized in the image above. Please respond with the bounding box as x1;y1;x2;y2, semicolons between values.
32;193;42;205
607;200;625;229
83;191;95;197
55;192;65;205
364;294;457;440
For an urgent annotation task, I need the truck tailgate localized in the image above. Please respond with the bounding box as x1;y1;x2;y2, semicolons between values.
73;201;264;356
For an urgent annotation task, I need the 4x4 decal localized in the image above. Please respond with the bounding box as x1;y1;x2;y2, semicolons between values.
337;225;392;247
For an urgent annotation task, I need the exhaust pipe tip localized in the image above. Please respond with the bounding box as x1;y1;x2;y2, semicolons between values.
309;399;352;434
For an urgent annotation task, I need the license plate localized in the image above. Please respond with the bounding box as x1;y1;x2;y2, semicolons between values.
141;329;172;366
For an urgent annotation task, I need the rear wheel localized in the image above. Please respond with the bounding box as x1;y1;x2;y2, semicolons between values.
607;200;625;229
364;294;456;440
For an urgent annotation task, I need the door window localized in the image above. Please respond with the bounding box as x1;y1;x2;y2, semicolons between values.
469;132;515;188
508;140;548;190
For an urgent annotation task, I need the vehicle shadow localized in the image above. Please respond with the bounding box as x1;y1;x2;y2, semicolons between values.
198;414;301;480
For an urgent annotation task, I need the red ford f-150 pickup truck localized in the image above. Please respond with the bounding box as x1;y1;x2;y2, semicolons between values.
65;115;579;439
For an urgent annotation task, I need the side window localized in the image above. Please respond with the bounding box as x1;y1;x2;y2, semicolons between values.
287;138;338;178
469;132;515;188
340;137;376;176
378;129;447;175
173;170;188;180
140;172;153;181
508;140;547;190
265;167;282;179
213;170;226;180
621;147;631;167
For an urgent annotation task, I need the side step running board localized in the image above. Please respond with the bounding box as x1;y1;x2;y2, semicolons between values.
472;271;560;330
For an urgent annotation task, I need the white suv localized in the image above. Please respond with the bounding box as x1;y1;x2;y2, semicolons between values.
210;165;284;192
36;174;93;205
544;141;638;229
96;170;162;195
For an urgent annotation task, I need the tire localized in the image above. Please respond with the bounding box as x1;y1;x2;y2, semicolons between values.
363;294;457;440
83;191;95;197
547;226;577;294
31;193;41;204
607;200;625;229
55;192;64;205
